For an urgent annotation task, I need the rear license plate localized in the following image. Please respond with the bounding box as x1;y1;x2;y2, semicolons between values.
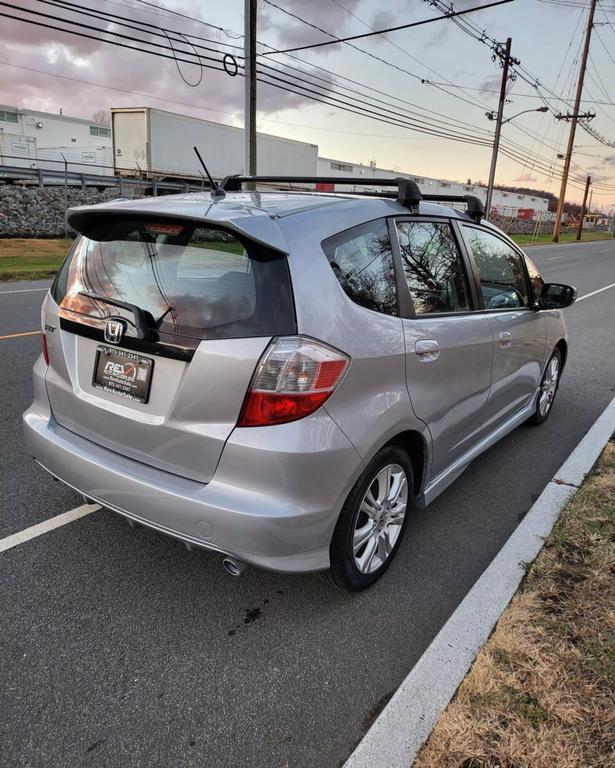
93;346;154;403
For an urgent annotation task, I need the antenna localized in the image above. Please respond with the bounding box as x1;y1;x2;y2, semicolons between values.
193;146;226;200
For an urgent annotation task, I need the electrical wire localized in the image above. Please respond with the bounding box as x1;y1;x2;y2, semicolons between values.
7;0;613;191
260;0;514;55
30;0;498;139
20;1;511;144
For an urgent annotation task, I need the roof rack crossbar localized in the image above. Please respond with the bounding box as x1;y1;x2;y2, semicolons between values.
219;175;483;221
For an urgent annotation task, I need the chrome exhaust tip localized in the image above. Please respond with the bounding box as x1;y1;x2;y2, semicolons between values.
222;557;249;577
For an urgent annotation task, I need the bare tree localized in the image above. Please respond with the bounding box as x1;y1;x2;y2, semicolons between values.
91;109;111;125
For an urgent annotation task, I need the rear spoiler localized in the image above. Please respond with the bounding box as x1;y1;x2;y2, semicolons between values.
66;205;290;255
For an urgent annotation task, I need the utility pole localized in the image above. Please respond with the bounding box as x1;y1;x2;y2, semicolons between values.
552;0;597;242
60;151;68;240
244;0;257;180
485;37;512;220
576;175;591;241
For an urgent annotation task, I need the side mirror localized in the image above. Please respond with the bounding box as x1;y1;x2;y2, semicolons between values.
540;283;577;309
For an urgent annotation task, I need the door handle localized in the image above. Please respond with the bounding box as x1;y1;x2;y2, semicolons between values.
498;330;512;348
415;339;440;361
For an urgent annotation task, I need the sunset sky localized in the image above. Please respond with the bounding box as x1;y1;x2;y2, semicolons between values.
3;0;615;209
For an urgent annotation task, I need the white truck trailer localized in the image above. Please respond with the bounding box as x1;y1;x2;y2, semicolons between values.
112;107;318;181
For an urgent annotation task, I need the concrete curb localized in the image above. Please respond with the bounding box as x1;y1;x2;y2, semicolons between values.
344;396;615;768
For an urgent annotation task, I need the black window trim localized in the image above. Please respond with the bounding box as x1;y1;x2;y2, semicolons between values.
458;223;535;314
322;215;403;319
389;215;480;320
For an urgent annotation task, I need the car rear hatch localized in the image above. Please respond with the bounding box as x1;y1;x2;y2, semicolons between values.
43;202;295;483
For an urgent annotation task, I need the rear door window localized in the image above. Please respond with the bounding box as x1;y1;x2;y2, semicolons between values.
53;220;295;341
395;220;472;314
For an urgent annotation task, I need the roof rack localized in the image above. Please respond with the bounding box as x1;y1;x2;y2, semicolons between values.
219;175;485;222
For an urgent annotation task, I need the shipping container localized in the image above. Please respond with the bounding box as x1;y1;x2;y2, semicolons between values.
112;107;318;180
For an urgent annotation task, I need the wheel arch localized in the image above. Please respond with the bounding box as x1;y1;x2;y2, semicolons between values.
555;338;568;371
385;429;428;497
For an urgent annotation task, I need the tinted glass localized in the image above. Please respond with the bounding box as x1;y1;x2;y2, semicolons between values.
53;220;295;341
463;227;529;309
324;219;398;316
395;221;471;314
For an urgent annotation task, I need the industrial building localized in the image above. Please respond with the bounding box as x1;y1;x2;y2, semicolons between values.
0;103;113;175
317;157;550;217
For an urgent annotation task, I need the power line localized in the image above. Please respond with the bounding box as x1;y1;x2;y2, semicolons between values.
260;0;514;55
424;0;615;189
2;8;497;146
0;59;462;142
260;1;495;115
27;0;498;139
11;1;503;144
8;0;613;192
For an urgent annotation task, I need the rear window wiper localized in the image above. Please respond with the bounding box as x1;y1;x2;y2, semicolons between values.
79;292;158;341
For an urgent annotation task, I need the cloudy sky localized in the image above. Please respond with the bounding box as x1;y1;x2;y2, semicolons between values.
2;0;615;208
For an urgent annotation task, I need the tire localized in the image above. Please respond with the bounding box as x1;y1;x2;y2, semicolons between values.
529;348;562;426
326;445;413;592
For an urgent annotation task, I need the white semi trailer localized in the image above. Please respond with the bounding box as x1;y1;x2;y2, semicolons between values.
112;107;318;181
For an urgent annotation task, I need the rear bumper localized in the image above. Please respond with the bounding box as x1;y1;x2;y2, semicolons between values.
23;378;362;573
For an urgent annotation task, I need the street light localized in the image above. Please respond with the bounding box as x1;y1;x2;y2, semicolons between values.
486;106;548;125
485;106;549;219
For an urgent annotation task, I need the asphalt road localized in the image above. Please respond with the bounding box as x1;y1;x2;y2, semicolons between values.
1;240;614;768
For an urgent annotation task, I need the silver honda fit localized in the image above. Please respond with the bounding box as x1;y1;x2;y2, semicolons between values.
23;179;576;590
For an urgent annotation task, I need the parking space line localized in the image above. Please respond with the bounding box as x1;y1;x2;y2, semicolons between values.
0;503;101;553
545;256;564;260
576;282;615;303
0;288;48;294
0;330;39;340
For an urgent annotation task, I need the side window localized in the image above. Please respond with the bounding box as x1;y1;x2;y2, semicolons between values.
323;219;398;316
463;227;529;309
524;255;545;305
395;221;471;315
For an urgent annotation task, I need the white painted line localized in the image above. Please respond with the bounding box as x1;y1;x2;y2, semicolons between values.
0;287;48;294
0;503;101;553
576;282;615;303
527;239;609;249
344;396;615;768
545;256;564;260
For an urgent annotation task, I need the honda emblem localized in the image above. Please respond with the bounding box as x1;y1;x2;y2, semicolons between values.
104;319;126;345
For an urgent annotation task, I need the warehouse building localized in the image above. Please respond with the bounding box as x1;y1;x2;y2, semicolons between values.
0;104;113;175
317;156;550;217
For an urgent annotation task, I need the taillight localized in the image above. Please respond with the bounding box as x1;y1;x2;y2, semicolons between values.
41;333;49;365
238;336;350;427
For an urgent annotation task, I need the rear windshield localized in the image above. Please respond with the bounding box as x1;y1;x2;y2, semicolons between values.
53;219;295;341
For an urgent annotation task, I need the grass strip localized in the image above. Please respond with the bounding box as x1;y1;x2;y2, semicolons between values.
0;239;72;281
510;231;613;246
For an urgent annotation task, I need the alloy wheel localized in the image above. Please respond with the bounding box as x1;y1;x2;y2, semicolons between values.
538;355;560;417
352;463;408;575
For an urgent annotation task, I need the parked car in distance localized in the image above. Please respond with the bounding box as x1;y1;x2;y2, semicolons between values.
23;177;576;591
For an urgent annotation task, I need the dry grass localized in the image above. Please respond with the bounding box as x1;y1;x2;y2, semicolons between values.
0;238;72;280
414;442;615;768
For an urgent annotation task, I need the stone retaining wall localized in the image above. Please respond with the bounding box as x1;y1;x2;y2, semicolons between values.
0;186;145;238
